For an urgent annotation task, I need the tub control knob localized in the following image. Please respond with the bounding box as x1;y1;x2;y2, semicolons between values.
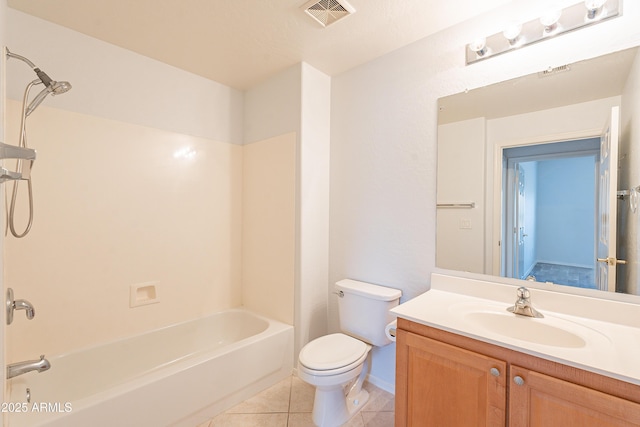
6;288;36;325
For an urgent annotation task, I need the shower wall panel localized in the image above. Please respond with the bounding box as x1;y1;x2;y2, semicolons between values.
241;132;296;325
4;101;243;361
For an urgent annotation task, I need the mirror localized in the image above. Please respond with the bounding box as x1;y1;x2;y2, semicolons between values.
436;46;640;295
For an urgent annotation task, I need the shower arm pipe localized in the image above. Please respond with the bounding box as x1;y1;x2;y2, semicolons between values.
6;48;37;68
6;47;54;88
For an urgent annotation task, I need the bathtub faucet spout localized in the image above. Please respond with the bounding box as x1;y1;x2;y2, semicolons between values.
7;355;50;379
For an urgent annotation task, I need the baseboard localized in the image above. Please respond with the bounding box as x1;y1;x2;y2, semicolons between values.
366;373;395;395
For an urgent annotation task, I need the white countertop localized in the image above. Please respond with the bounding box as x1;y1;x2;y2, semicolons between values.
391;274;640;386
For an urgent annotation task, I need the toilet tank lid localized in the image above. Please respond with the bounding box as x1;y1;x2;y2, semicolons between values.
336;279;402;301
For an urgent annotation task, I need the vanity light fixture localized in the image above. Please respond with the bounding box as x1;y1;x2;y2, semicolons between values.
585;0;607;19
540;9;562;34
466;0;621;65
469;38;488;56
502;22;523;46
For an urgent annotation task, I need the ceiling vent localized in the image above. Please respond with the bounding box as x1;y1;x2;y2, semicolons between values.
302;0;355;28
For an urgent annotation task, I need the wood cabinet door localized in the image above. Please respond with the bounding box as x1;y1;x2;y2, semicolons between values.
509;365;640;427
396;330;506;426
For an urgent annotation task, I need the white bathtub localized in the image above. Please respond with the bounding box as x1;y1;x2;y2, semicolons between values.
7;309;294;427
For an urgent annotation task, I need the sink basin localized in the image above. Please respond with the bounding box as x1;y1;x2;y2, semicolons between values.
465;311;586;348
450;301;611;349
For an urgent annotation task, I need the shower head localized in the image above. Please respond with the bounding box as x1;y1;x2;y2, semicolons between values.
49;80;72;95
25;81;72;116
6;47;72;115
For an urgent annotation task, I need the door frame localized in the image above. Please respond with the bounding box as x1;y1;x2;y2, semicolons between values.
492;129;601;277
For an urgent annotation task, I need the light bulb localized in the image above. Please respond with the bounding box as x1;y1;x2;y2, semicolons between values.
469;38;487;56
503;22;523;46
540;9;562;33
585;0;606;19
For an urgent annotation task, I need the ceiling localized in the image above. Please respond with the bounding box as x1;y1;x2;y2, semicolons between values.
8;0;513;90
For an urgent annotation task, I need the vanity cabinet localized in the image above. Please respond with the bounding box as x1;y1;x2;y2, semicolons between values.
395;318;640;427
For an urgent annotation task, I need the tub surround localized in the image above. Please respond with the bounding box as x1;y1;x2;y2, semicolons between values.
392;273;640;386
4;101;244;363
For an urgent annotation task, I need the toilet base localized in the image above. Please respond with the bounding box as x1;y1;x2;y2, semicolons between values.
310;354;371;427
312;386;369;427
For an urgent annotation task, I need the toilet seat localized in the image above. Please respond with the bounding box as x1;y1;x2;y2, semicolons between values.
299;333;370;376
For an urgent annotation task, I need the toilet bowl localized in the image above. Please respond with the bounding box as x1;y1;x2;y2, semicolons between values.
297;280;401;427
298;333;372;427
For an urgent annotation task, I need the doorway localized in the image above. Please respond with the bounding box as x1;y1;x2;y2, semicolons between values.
503;138;600;288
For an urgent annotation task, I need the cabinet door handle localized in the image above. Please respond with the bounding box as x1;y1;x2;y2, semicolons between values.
513;375;525;386
490;368;500;377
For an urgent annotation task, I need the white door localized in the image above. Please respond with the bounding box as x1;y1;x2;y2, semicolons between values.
596;106;621;292
504;162;526;279
515;166;526;279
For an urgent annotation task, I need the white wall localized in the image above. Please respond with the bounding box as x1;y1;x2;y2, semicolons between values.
243;64;301;145
6;9;243;144
535;156;596;268
298;63;331;351
437;117;486;273
330;0;640;390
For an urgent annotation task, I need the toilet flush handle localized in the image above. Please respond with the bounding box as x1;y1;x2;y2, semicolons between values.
333;291;344;298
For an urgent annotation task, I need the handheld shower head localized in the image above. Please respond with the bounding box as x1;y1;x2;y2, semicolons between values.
25;80;72;116
5;47;72;239
6;47;72;116
50;80;72;95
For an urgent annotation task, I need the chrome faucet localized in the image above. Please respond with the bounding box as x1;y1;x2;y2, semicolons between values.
6;288;36;325
507;286;544;318
7;355;51;379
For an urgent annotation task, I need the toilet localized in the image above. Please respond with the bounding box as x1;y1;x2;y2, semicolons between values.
297;279;402;427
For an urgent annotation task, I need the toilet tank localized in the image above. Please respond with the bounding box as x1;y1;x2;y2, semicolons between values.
336;279;402;347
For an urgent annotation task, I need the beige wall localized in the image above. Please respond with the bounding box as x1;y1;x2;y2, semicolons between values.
242;133;296;324
5;101;243;361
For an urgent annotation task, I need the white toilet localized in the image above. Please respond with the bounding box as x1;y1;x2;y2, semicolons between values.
297;279;402;427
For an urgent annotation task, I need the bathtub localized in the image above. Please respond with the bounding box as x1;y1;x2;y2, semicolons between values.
7;309;294;427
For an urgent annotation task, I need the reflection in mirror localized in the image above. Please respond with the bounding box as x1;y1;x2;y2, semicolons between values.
436;46;640;295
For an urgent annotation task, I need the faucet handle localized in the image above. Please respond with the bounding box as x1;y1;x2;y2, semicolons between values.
6;288;15;325
516;286;531;300
6;288;36;325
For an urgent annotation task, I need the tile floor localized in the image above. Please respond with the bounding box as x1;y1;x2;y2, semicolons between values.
528;262;596;289
196;375;395;427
